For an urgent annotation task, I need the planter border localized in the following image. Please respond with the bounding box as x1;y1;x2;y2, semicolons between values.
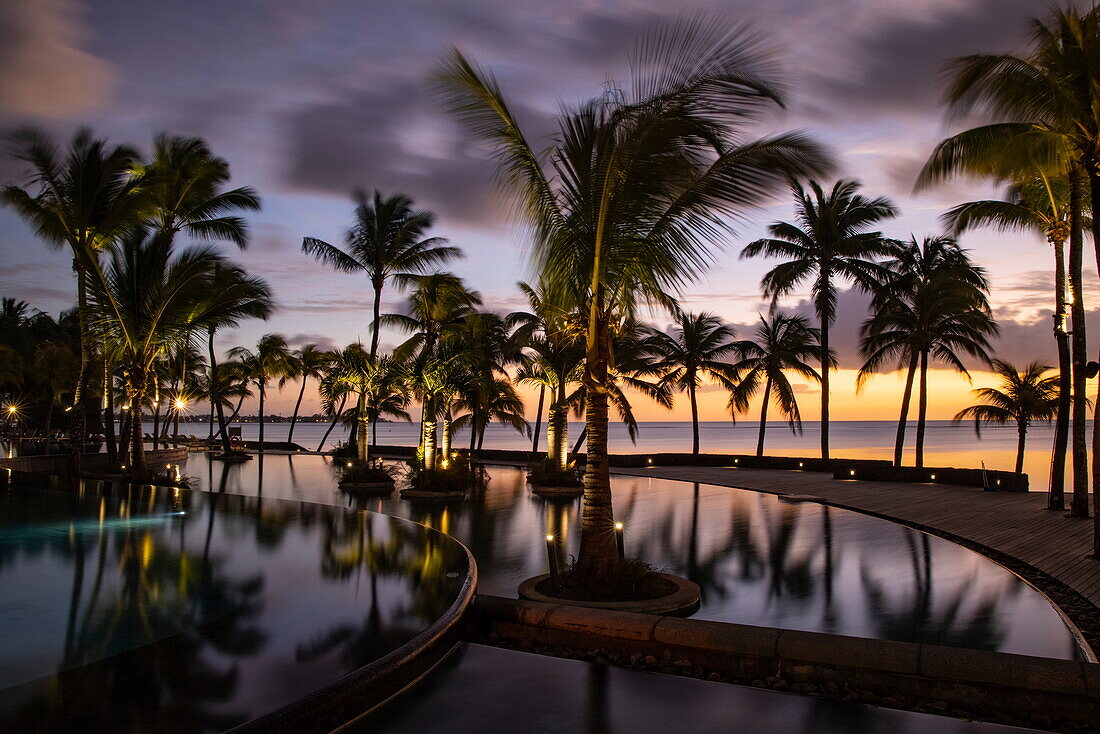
518;573;700;616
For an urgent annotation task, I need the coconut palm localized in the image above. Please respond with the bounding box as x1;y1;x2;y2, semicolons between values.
229;334;292;452
642;312;737;455
302;191;462;358
859;236;996;468
190;264;273;456
2;128;149;471
728;313;824;457
954;360;1059;475
144;133;260;246
741;179;897;459
437;19;831;583
325;345;410;462
282;344;330;446
942;173;1075;508
83;228;221;478
919;6;1098;519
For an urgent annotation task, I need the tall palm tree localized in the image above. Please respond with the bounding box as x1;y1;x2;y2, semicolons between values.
282;344;330;446
437;19;831;583
728;313;824;457
190;264;273;456
858;236;996;468
230;334;291;452
144;133;260;246
954;360;1059;475
642;311;737;455
83;228;221;479
742;179;897;460
919;5;1097;520
942;173;1075;509
302;191;462;358
325;346;410;463
2;128;149;472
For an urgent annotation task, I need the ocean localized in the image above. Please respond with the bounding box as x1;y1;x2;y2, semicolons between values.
164;419;1069;492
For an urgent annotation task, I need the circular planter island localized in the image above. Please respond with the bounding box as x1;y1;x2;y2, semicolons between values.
528;483;583;498
518;572;701;616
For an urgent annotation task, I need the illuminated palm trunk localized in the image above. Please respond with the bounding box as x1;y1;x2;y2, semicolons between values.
356;390;369;462
422;416;437;470
547;396;568;470
440;412;452;463
1049;229;1070;509
127;362;148;480
1068;168;1089;518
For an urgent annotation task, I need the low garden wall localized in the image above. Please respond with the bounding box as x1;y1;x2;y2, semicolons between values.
0;447;188;474
474;596;1097;732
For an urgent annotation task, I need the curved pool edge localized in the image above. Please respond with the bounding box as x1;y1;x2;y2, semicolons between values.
606;466;1098;663
226;521;478;734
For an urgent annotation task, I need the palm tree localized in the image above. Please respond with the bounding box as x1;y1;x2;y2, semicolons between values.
954;360;1059;475
283;344;330;446
190;264;273;456
2;128;148;472
642;311;737;455
919;6;1097;519
858;236;996;468
83;228;221;479
326;346;410;462
728;313;824;457
230;334;291;453
302;191;462;358
437;19;831;584
941;173;1075;508
144;133;260;246
742;179;897;459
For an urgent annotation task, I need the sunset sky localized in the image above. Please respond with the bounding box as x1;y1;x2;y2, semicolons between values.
1;0;1097;420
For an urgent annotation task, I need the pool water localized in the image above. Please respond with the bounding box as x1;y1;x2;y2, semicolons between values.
0;482;470;732
187;453;1081;660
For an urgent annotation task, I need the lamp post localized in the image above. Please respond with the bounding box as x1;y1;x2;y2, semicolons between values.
545;534;561;593
614;521;625;560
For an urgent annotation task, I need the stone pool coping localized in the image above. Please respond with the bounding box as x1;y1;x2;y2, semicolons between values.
519;572;701;615
474;595;1100;732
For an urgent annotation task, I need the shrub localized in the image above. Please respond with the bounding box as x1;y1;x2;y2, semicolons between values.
541;557;673;602
401;458;489;493
337;459;395;484
527;458;582;487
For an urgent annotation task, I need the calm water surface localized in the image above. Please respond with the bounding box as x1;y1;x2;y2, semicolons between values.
0;482;469;732
186;452;1080;660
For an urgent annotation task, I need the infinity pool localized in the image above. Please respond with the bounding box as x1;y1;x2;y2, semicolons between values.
0;482;470;732
187;453;1082;660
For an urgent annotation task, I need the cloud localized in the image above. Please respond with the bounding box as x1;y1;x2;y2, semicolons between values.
0;0;114;118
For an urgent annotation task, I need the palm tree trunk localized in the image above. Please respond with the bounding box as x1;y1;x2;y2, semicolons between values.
128;363;148;480
576;305;618;586
257;381;265;452
1050;234;1071;510
756;375;772;457
103;360;117;464
356;390;368;462
209;330;233;455
915;350;929;469
423;412;437;471
819;290;831;461
441;412;452;460
1088;163;1100;546
531;384;545;457
572;425;588;457
689;380;700;455
370;281;383;359
152;402;160;451
1016;420;1027;476
317;394;347;452
69;261;90;474
288;376;307;445
894;352;919;467
1069;167;1089;518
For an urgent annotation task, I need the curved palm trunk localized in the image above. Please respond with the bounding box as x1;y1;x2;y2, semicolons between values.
572;426;587;457
1016;420;1027;476
576;306;618;586
317;394;347;452
819;275;831;461
547;380;569;470
69;262;90;474
915;350;929;469
1050;234;1071;510
1068;168;1089;518
688;379;700;455
531;384;545;458
127;363;148;480
288;376;307;445
756;375;772;457
894;352;919;467
103;359;118;464
152;402;160;451
1087;164;1100;548
208;330;233;455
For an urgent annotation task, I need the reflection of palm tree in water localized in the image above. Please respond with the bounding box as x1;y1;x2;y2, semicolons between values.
760;501;817;605
860;530;1007;650
821;506;838;634
585;662;610;734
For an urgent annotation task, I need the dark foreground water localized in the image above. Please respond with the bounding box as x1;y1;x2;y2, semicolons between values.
0;482;469;733
188;452;1080;660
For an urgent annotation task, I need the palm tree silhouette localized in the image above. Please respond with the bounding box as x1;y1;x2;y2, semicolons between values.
230;334;292;453
642;311;737;455
437;17;831;584
282;344;331;446
302;191;462;359
858;236;996;467
729;313;825;457
954;360;1059;474
742;179;897;459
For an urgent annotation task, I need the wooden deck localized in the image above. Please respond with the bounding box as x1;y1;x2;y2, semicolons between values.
612;464;1100;656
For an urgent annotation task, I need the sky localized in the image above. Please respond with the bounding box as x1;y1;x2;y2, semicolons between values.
0;0;1096;421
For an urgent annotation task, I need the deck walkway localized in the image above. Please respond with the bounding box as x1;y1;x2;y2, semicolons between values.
612;465;1100;655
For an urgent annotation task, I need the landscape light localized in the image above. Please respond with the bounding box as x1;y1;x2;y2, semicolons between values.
546;534;554;542
174;398;187;411
7;406;16;415
346;462;353;468
930;474;936;481
647;458;653;464
798;462;803;468
849;470;855;477
614;522;623;531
